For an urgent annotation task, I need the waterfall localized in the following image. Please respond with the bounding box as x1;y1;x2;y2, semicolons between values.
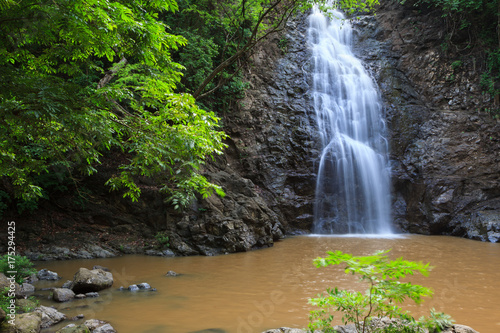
308;7;393;234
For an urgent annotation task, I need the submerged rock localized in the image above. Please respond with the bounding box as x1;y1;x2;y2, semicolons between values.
165;270;179;277
71;268;113;294
127;284;139;291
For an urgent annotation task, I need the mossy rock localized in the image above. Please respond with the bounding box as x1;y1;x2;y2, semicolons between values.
0;311;42;333
56;324;91;333
16;299;38;313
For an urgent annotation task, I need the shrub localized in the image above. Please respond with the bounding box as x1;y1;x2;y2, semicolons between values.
0;254;36;284
308;249;438;333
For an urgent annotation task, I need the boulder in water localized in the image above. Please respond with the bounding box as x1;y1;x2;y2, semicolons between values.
34;305;66;328
53;288;76;302
71;268;113;293
37;269;60;280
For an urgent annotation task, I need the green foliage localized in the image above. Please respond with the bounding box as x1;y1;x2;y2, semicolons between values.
480;49;500;96
308;250;435;333
154;232;170;249
0;0;227;207
419;308;455;333
0;287;11;314
0;255;36;284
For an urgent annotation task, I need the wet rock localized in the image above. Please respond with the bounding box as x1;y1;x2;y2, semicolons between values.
85;292;99;298
443;324;479;333
26;274;38;284
261;328;307;333
53;288;75;302
70;314;85;321
466;210;500;242
0;311;42;333
57;324;90;333
83;319;107;330
16;299;38;313
83;319;115;333
92;265;110;272
165;271;179;277
127;284;139;291
34;305;66;328
75;294;86;299
137;282;151;289
37;269;60;281
62;280;73;289
93;323;116;333
71;268;113;294
16;283;35;299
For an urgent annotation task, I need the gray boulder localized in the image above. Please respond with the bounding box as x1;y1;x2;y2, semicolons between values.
53;288;76;302
71;268;113;293
83;319;116;332
94;323;116;333
34;305;66;328
443;324;479;333
83;319;107;331
0;311;42;333
37;269;60;281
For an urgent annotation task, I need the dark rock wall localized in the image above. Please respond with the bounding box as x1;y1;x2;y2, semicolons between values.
352;1;500;242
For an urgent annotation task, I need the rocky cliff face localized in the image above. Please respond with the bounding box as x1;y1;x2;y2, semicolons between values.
352;1;500;242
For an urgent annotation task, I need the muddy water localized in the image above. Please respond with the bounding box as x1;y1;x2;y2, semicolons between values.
34;235;500;333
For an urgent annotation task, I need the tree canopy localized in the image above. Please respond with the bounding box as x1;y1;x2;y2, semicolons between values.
0;0;227;206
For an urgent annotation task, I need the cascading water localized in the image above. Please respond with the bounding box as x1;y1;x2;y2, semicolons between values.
308;7;393;234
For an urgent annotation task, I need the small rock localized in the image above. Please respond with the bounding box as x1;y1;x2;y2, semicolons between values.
21;283;35;293
57;323;91;333
85;292;99;298
70;314;85;320
94;323;117;333
75;294;86;299
53;288;76;302
34;305;66;328
62;280;74;289
165;270;179;277
37;269;61;280
137;282;151;289
84;319;107;331
92;265;110;272
127;284;139;291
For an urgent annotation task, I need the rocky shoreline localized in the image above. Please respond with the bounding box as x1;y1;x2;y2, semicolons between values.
0;267;129;332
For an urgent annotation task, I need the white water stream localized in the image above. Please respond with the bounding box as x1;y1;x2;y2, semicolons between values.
308;8;392;234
